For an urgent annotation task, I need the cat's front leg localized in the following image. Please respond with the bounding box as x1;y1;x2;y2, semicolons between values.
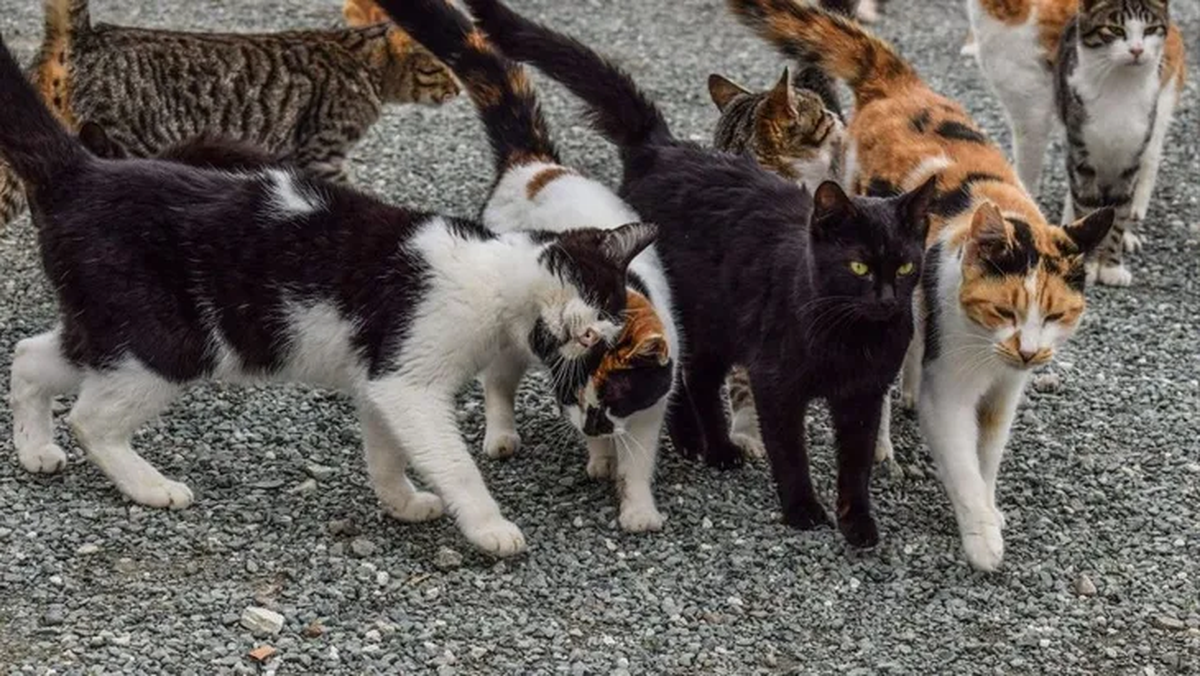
918;371;1002;571
751;378;831;530
686;359;743;470
666;368;707;461
830;392;886;547
358;403;444;523
977;378;1025;532
365;380;525;557
480;352;528;459
611;402;666;532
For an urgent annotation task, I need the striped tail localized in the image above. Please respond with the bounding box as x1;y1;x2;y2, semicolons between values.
727;0;919;107
370;0;558;171
462;0;672;150
44;0;91;41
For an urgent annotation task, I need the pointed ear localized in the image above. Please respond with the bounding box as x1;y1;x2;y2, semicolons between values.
78;121;126;159
810;180;853;239
901;175;938;241
602;222;659;270
707;73;750;112
763;66;796;116
1062;207;1115;255
964;202;1010;261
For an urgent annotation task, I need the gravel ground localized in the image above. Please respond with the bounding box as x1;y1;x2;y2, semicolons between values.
1;0;1198;674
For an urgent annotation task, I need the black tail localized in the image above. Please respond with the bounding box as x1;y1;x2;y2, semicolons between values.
371;0;558;172
462;0;672;149
0;37;83;192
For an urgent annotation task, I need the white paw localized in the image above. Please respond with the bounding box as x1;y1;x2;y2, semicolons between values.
961;522;1004;572
18;443;68;474
874;434;895;464
124;478;194;510
1123;231;1144;253
483;428;521;459
586;453;614;480
462;517;526;557
729;431;766;460
384;491;444;523
619;504;665;533
1097;263;1133;287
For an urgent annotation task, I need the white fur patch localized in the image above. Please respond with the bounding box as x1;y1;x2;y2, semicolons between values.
265;169;324;219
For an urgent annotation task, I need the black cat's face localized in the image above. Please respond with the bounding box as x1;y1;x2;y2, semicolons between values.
808;179;934;322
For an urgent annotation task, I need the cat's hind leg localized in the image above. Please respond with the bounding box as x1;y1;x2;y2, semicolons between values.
66;360;192;509
726;366;765;460
612;403;666;532
686;359;742;470
11;330;82;474
365;381;525;556
359;403;444;522
480;352;527;459
1127;80;1179;251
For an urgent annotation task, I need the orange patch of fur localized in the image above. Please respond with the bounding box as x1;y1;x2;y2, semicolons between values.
525;166;574;199
35;44;76;129
978;0;1033;24
590;291;669;391
342;0;432;67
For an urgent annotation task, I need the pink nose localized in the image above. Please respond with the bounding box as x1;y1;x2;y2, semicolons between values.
1130;46;1144;58
1019;349;1038;363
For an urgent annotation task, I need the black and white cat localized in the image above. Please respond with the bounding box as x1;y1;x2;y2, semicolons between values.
0;37;655;557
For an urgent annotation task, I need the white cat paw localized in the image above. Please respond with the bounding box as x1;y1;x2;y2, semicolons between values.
586;453;614;480
483;428;521;459
961;523;1005;572
619;504;665;533
123;478;194;510
462;517;526;557
874;434;895;464
729;431;766;460
1123;231;1144;253
384;491;444;523
1097;263;1133;287
18;443;68;474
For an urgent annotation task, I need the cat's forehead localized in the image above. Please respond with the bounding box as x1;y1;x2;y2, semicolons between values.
1085;0;1167;21
966;217;1088;293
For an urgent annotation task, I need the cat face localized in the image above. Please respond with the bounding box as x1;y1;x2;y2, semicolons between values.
808;179;935;323
957;203;1114;369
566;291;673;436
1079;0;1169;68
529;223;660;408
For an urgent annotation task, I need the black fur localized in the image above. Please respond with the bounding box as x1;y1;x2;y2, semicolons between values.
79;121;284;172
920;242;942;363
934;120;989;145
465;0;935;547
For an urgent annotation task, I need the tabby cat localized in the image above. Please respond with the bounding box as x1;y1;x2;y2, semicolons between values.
0;33;656;557
967;0;1186;286
729;0;1115;570
372;0;677;532
464;0;940;549
0;0;460;229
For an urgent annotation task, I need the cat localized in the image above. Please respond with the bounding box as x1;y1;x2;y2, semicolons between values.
0;34;657;557
729;0;1116;570
0;0;462;231
967;0;1186;286
369;0;678;532
462;0;939;549
77;121;284;171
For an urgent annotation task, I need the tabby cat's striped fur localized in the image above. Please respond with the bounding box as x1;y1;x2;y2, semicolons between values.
0;0;459;229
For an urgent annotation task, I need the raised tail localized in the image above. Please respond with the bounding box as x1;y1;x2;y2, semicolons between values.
44;0;91;42
462;0;672;149
727;0;919;107
0;36;85;192
371;0;557;172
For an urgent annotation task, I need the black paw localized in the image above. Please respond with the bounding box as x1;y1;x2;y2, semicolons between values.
783;499;834;530
704;439;745;471
839;510;880;548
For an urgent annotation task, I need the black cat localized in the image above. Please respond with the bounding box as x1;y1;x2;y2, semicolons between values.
463;0;934;546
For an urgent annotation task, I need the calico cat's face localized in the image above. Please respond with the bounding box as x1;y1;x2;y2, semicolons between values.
1079;0;1169;68
807;179;935;323
957;204;1114;370
529;223;660;416
709;68;843;182
567;291;673;436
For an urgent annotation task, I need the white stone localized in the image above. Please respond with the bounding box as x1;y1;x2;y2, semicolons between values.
240;607;285;635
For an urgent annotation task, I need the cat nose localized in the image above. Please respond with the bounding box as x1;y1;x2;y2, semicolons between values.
1018;349;1038;363
1130;46;1144;58
878;284;895;301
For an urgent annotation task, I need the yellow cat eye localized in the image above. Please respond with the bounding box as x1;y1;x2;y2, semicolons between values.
897;262;915;276
1106;25;1126;38
849;261;870;276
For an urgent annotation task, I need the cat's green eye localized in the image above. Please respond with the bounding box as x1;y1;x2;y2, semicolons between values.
1145;25;1164;36
1106;25;1126;38
897;262;915;276
849;261;870;276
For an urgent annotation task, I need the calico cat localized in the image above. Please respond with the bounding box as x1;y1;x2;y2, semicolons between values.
0;0;461;230
463;0;939;548
0;35;657;557
368;0;678;532
967;0;1186;286
729;0;1115;570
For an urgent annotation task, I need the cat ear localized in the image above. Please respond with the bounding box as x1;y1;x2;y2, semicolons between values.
901;175;938;241
707;74;750;112
1062;207;1115;255
77;121;127;159
764;66;797;114
634;334;670;365
810;181;854;239
602;222;659;270
964;202;1011;262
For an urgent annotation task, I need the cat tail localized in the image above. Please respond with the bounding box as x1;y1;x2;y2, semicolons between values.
727;0;919;107
0;37;85;192
44;0;92;41
461;0;672;150
371;0;558;172
790;0;859;120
